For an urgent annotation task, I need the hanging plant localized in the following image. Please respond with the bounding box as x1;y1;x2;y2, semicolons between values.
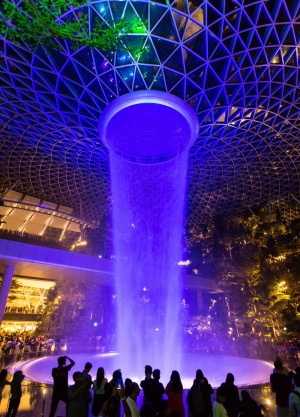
0;0;133;52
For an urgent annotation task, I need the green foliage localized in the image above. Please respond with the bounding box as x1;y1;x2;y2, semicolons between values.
188;207;300;338
0;0;133;52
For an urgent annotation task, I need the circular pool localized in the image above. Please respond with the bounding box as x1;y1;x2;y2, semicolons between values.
9;352;273;388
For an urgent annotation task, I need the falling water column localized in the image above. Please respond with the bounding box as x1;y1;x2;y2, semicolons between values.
99;91;199;378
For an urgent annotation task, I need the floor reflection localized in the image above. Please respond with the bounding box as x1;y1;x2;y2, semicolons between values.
0;379;277;417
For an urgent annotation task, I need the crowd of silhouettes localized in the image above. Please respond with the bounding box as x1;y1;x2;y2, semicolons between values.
1;357;300;416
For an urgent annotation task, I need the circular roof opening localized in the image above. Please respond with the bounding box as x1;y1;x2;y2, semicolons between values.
99;91;199;164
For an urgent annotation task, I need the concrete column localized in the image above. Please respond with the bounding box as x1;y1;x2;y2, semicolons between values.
0;265;15;325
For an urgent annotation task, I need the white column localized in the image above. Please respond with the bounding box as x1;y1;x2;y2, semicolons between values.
0;265;15;324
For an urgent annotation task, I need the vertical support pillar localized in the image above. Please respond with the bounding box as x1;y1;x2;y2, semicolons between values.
0;265;15;325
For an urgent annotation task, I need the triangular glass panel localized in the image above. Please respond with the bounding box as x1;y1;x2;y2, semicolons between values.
58;97;77;113
6;44;31;64
91;3;111;22
184;31;207;59
132;2;149;26
274;2;290;23
205;67;218;89
152;11;179;41
99;82;116;101
150;5;168;30
99;70;118;94
255;66;268;80
213;108;227;123
170;0;186;13
189;0;203;14
152;0;167;6
240;53;254;69
152;38;179;64
185;79;202;100
205;87;221;106
88;80;107;103
150;69;165;90
216;89;229;107
192;6;205;25
65;80;84;98
233;37;247;54
122;35;146;62
239;68;255;83
183;47;205;73
110;2;127;24
239;10;253;32
210;58;230;80
115;72;130;95
281;26;294;45
196;108;211;125
133;68;147;90
138;38;160;64
225;84;239;100
131;15;148;35
284;68;297;83
207;3;222;27
163;68;183;91
169;79;185;99
164;48;184;72
189;66;205;88
118;65;135;90
172;11;187;39
285;49;296;66
270;66;283;82
61;62;82;85
8;60;30;78
123;2;139;25
92;49;114;73
78;103;97;119
32;55;54;72
266;27;279;45
184;19;202;40
116;46;134;66
253;49;268;66
139;65;159;88
257;3;272;25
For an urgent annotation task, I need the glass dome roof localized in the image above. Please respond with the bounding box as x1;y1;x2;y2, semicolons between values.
0;0;299;226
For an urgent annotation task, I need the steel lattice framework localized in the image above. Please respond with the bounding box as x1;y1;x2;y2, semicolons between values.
0;0;300;227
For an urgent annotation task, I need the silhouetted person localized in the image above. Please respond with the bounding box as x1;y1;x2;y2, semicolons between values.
126;382;140;417
68;371;87;417
125;378;133;398
5;370;25;417
187;369;213;417
92;367;108;417
141;365;156;405
270;360;292;417
152;369;165;414
220;373;239;417
49;355;75;417
81;362;93;417
212;387;228;417
166;371;184;417
0;369;10;404
238;390;263;417
289;373;300;417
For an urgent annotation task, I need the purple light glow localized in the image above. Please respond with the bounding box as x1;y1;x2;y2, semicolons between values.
99;91;199;376
9;353;273;388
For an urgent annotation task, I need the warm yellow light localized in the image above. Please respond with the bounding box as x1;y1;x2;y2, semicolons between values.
178;260;191;266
